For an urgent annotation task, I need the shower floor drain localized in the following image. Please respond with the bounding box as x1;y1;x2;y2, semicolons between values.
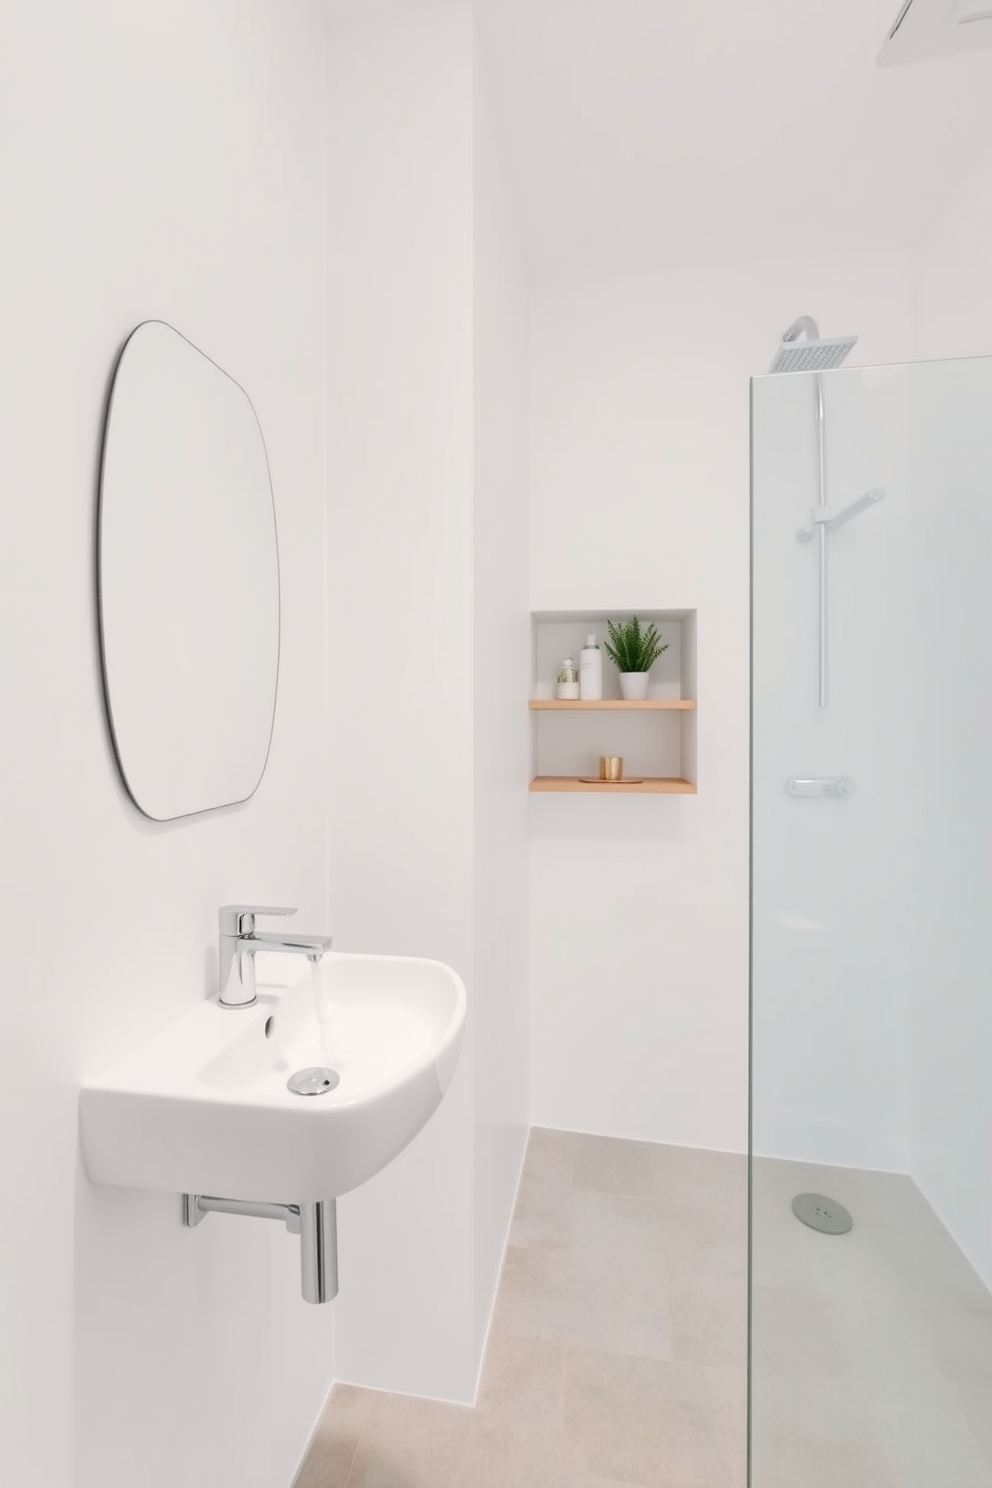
287;1067;340;1097
791;1192;853;1235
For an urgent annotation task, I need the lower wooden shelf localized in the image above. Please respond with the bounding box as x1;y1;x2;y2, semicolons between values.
529;776;697;795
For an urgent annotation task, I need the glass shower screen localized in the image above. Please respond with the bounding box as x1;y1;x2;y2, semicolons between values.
749;356;992;1487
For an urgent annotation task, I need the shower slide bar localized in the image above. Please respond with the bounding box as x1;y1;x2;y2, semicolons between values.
795;471;886;708
797;375;887;706
765;316;885;708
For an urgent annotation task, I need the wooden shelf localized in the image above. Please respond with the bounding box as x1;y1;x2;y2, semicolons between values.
530;610;698;792
530;776;697;795
529;699;696;711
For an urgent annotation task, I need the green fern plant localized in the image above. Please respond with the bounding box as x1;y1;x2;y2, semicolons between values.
604;616;668;674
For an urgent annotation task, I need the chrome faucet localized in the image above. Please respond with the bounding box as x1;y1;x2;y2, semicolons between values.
218;905;333;1008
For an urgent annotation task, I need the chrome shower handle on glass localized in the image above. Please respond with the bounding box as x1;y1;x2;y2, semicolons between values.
786;776;856;798
218;905;334;1008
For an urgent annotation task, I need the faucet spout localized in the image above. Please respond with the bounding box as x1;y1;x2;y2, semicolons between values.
243;931;334;962
218;906;333;1008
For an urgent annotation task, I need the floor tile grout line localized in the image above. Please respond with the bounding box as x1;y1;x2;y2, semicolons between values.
564;1132;577;1188
554;1339;568;1485
339;1391;375;1488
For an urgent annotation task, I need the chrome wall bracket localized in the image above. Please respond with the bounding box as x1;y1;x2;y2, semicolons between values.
183;1192;338;1304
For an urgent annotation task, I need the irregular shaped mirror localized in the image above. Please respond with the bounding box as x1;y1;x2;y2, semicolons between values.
99;321;280;820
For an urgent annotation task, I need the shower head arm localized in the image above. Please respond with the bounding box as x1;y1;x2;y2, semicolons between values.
781;315;821;344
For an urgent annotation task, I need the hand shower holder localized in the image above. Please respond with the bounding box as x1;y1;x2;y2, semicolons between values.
797;488;886;542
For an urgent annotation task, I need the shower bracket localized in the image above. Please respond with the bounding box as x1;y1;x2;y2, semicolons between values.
797;488;886;542
183;1192;338;1303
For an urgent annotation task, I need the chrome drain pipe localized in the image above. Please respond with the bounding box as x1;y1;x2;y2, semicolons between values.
183;1193;338;1304
299;1200;338;1303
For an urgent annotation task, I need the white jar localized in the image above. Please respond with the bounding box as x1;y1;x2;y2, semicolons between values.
557;657;580;701
579;634;602;701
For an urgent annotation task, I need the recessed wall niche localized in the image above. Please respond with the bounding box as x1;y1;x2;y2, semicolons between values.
529;609;698;793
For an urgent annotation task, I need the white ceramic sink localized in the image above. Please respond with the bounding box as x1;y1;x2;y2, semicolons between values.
80;952;466;1203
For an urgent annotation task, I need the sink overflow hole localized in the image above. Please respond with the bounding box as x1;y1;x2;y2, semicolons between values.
287;1066;340;1097
264;1017;274;1039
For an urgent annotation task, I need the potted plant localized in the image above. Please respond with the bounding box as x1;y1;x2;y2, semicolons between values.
604;617;668;700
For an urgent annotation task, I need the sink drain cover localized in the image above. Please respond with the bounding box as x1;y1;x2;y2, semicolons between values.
792;1192;853;1235
287;1067;340;1097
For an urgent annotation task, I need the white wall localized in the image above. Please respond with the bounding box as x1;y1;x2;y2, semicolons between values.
471;43;531;1342
324;0;529;1402
0;4;331;1486
324;0;476;1404
908;141;992;1287
903;361;992;1291
913;130;992;361
528;250;914;1154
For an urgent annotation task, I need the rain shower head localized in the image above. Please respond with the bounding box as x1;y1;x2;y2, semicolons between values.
769;315;858;374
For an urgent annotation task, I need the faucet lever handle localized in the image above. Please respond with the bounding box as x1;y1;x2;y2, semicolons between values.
219;905;296;937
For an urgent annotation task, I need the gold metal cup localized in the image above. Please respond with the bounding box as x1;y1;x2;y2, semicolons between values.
599;756;623;781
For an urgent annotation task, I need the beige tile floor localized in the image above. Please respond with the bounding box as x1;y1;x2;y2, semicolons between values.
750;1156;992;1488
295;1136;992;1487
294;1129;748;1488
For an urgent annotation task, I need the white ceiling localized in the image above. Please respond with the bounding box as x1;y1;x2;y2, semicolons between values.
322;0;992;284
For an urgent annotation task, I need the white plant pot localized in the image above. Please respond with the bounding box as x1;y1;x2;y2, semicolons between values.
619;672;650;701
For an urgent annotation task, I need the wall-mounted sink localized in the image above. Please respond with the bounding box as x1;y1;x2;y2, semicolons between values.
80;951;467;1205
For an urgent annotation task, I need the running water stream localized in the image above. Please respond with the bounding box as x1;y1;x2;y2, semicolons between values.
310;959;334;1069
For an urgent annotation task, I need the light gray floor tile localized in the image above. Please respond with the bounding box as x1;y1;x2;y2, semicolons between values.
296;1139;991;1488
751;1157;992;1488
508;1166;575;1251
666;1264;747;1372
750;1370;902;1488
556;1476;641;1488
342;1391;478;1488
571;1133;668;1201
653;1144;748;1216
342;1332;565;1488
493;1187;678;1360
293;1384;375;1488
656;1196;748;1286
526;1126;578;1185
948;1369;992;1468
750;1280;852;1379
561;1345;742;1488
870;1373;992;1488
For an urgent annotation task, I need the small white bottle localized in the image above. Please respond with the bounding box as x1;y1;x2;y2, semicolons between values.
579;633;602;700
